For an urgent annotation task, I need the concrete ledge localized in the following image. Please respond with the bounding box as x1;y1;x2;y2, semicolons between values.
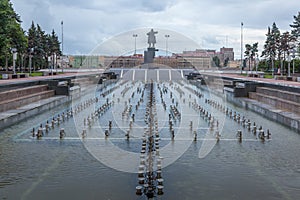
0;95;69;129
251;93;300;114
245;99;300;131
0;85;48;102
225;92;300;132
0;90;55;112
257;87;300;103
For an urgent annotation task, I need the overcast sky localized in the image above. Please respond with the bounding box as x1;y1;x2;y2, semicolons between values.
11;0;300;58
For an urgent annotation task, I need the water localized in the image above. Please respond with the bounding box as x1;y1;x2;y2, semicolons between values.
0;79;299;200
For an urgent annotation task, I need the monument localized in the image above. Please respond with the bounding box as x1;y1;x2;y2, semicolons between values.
144;29;158;64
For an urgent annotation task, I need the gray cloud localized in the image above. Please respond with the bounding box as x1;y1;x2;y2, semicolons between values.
11;0;300;57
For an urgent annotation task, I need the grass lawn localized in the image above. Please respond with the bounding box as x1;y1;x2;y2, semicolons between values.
29;72;43;77
264;74;273;79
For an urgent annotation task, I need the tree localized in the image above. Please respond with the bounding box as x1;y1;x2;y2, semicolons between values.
0;0;26;69
212;56;220;67
224;57;229;67
279;31;296;75
290;12;300;46
244;42;258;71
48;29;61;56
26;23;61;70
0;1;61;72
244;44;251;70
251;42;258;68
45;30;61;69
261;22;281;76
261;27;274;68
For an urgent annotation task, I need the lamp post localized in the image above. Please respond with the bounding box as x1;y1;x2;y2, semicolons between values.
280;59;283;76
287;41;294;78
287;54;291;78
28;48;34;74
133;34;138;55
61;21;64;73
271;56;273;78
240;22;243;74
165;34;170;57
255;57;259;74
11;48;17;74
292;48;296;75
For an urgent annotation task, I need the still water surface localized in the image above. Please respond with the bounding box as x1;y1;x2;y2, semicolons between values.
0;81;299;200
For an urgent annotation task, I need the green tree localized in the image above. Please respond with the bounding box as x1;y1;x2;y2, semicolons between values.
0;0;26;70
35;24;47;69
224;57;229;67
48;30;61;56
244;42;258;71
290;12;300;48
212;56;220;67
45;29;61;69
244;44;251;70
261;27;274;71
27;22;61;71
279;31;296;75
261;22;281;76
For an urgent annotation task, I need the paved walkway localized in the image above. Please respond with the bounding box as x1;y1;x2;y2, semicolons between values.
1;69;300;89
221;73;300;88
0;72;99;86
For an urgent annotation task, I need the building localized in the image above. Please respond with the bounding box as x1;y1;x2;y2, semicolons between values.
218;47;235;63
175;49;213;68
68;47;235;69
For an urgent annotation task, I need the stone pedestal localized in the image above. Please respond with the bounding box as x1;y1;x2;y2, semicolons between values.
144;48;157;64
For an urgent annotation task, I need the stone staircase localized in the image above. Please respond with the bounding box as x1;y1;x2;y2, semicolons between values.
0;85;55;112
249;87;300;114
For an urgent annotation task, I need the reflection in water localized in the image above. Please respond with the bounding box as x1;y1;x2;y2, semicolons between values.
0;79;299;200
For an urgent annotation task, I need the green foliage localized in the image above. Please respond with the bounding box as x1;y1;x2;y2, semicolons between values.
261;23;280;61
224;57;229;67
0;0;27;68
293;58;300;72
261;19;300;74
212;56;220;67
28;22;61;70
290;12;300;40
244;42;258;70
290;12;300;56
0;0;61;71
263;74;273;79
29;72;43;77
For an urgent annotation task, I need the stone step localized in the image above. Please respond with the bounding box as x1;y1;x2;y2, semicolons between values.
248;92;257;99
0;85;49;102
249;92;300;114
0;90;55;112
256;87;300;104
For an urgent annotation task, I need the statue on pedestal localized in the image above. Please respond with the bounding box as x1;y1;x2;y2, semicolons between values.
147;29;158;48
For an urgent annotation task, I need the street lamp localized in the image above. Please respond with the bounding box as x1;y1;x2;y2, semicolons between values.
165;34;170;57
292;48;296;75
28;48;34;74
292;47;296;74
61;21;64;73
255;56;259;74
271;53;275;78
287;54;291;78
133;34;138;55
11;48;17;74
287;41;294;77
240;22;244;74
